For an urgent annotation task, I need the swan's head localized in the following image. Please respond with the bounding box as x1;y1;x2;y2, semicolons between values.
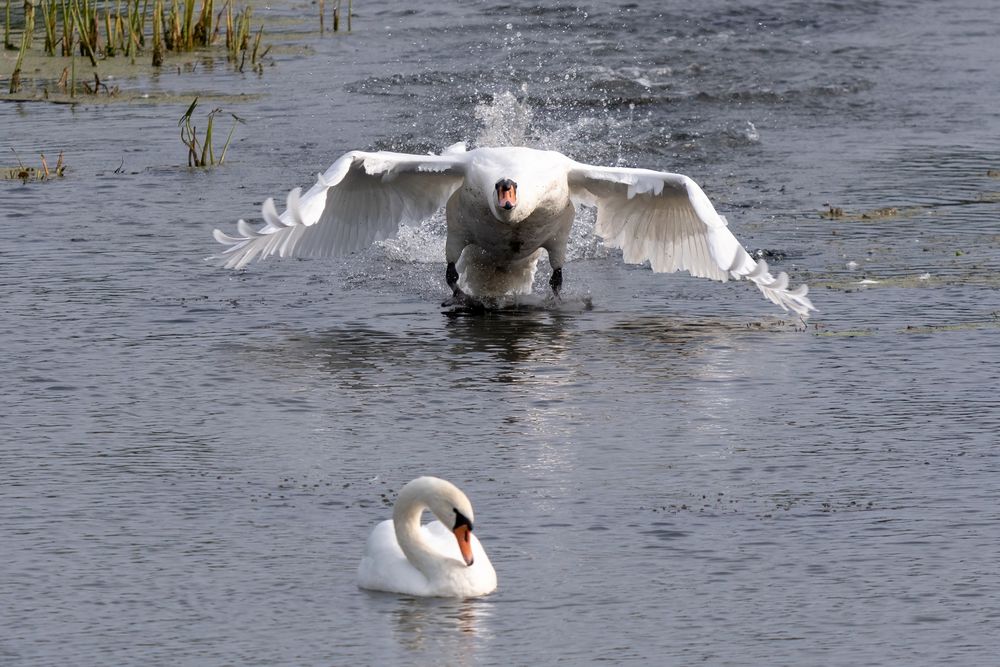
451;509;475;566
400;476;478;567
494;178;518;212
427;481;476;567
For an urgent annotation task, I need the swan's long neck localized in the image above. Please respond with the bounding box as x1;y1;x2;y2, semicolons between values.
393;482;448;577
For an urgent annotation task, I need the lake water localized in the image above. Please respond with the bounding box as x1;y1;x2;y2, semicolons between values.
3;0;1000;664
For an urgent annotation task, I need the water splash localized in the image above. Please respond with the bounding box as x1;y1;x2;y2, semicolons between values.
378;214;447;265
474;90;534;147
378;88;629;273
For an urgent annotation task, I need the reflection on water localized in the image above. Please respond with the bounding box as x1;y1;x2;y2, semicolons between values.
391;597;492;663
443;310;573;369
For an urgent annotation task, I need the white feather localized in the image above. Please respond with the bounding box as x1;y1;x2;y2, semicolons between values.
567;163;815;318
210;151;465;270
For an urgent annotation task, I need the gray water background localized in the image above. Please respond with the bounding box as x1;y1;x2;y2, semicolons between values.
3;0;1000;664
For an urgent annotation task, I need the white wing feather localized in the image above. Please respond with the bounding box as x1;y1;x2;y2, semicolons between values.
211;150;466;269
567;163;814;318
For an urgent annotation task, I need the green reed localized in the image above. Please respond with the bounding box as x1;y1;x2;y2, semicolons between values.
1;0;269;67
70;0;98;65
59;0;74;56
41;0;58;55
4;0;13;51
225;2;267;72
8;0;33;92
178;97;242;167
151;0;162;64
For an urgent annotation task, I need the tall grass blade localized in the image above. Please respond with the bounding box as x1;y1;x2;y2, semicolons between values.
218;112;242;164
8;1;35;93
71;0;99;66
151;0;163;64
4;0;13;51
41;0;58;55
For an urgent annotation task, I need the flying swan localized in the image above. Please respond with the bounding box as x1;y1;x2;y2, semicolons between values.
213;144;814;318
357;476;497;598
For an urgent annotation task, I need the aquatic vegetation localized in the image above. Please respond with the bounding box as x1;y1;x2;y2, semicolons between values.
79;69;117;94
3;150;66;182
1;0;272;98
178;97;242;167
7;0;32;93
4;0;14;50
334;0;351;32
820;203;921;222
224;2;268;73
320;0;352;33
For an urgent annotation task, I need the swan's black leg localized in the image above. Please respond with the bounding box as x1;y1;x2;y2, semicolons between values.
446;262;462;295
442;262;472;307
549;267;563;298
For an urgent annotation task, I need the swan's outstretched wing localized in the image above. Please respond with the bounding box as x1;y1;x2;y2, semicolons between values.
567;162;814;318
212;148;467;269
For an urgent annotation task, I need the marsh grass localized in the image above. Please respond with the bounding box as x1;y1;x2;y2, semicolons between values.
2;0;270;92
323;0;352;33
8;0;33;92
41;0;57;55
178;96;242;167
151;0;162;64
59;0;75;56
4;0;14;50
3;149;66;182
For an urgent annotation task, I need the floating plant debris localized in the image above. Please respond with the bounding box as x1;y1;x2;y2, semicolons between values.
3;149;66;182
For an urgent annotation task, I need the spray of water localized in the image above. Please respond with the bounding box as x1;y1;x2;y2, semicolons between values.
474;90;534;147
378;91;613;276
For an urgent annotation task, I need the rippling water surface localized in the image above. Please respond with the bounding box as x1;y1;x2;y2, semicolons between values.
3;1;1000;665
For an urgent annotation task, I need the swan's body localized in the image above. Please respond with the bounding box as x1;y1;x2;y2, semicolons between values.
213;144;814;318
357;476;497;598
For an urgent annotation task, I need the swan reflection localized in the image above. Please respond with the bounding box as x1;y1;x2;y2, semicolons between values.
391;597;492;660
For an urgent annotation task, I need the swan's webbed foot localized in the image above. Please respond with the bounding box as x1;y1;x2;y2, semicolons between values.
441;291;488;313
442;261;486;309
549;267;563;300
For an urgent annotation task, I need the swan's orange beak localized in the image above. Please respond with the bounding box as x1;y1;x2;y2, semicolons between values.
453;525;474;566
495;179;517;211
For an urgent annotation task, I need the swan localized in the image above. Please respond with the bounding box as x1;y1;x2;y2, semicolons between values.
357;476;497;598
213;143;814;318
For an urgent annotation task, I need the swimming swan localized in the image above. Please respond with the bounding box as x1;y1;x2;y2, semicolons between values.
213;144;814;318
357;476;497;598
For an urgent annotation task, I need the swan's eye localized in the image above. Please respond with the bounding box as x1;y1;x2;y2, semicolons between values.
453;508;473;533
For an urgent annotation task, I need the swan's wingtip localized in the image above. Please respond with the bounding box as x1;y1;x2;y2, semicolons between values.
212;227;238;245
740;260;817;319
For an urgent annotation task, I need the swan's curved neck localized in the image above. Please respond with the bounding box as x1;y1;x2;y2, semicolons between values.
393;483;449;576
